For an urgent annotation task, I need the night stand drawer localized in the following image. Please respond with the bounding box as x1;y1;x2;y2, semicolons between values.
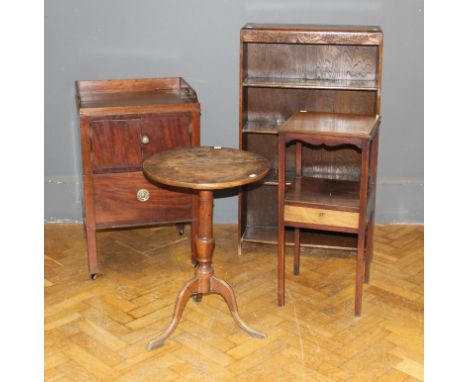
93;172;193;227
284;205;359;229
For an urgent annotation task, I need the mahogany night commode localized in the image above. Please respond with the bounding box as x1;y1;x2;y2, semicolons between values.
75;77;200;278
143;146;270;349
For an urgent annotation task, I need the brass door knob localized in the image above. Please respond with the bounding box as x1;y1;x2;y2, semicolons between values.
136;189;150;202
141;135;150;145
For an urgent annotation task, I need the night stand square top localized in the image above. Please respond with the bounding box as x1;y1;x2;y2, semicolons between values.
279;111;380;139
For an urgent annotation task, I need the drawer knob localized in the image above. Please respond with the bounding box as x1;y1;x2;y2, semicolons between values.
319;212;325;218
136;188;150;202
141;135;150;145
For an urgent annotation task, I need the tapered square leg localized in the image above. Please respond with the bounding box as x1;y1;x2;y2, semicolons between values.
293;228;300;275
277;224;286;306
355;232;366;316
365;212;375;284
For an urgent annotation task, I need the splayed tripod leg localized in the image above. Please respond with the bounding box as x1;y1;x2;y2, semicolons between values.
146;277;198;350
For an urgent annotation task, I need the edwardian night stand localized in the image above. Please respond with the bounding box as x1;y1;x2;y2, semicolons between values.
278;111;380;316
143;146;270;349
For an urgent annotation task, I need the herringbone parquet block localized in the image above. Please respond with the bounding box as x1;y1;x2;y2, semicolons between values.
45;224;424;381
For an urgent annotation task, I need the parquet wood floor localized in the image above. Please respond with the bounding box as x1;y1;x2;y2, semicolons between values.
45;224;423;381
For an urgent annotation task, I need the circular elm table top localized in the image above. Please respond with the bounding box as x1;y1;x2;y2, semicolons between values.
143;146;270;190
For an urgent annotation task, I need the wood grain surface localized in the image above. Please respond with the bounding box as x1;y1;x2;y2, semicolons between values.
90;119;143;173
77;77;199;117
45;223;423;382
280;111;380;138
285;177;360;211
284;205;359;230
245;44;378;83
238;24;383;254
143;147;270;190
245;87;377;125
277;112;379;314
241;23;383;45
76;77;200;276
93;172;193;228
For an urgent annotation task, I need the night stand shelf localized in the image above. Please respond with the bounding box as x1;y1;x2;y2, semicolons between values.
285;177;361;211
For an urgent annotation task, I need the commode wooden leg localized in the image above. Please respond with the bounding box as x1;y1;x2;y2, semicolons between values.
85;224;100;278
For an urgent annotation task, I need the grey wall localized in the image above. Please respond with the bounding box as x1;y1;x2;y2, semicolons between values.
45;0;423;224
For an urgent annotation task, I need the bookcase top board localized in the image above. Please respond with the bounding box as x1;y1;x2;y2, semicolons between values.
241;23;383;45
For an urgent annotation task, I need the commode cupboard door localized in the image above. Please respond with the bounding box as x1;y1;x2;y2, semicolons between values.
90;119;142;173
140;115;192;160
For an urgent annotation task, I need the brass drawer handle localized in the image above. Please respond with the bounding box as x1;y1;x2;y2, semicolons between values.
136;188;150;202
141;135;150;145
318;212;325;218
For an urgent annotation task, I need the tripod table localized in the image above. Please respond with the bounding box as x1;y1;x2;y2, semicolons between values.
143;146;270;349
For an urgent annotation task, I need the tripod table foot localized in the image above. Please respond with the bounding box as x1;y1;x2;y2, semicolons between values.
211;276;267;339
147;277;198;351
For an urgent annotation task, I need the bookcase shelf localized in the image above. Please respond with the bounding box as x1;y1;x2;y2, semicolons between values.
243;77;378;91
242;120;283;135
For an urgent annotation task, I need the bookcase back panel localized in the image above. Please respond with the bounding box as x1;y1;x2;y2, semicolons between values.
243;133;278;169
245;43;378;81
245;184;278;227
245;88;376;125
244;119;362;182
243;137;360;181
298;144;361;181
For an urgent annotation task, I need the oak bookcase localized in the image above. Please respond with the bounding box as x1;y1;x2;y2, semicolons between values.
238;24;383;253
